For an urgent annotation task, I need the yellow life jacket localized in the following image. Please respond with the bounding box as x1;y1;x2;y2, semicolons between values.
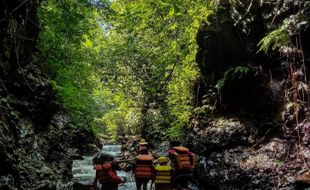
155;165;172;184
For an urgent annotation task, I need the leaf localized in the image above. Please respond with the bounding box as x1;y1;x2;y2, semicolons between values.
257;28;290;53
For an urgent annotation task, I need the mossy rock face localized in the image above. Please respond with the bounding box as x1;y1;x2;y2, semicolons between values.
193;136;310;189
0;175;18;190
194;2;283;115
0;65;76;189
186;117;257;154
83;144;100;156
71;128;96;155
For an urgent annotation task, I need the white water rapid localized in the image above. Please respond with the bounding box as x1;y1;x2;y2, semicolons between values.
71;145;146;190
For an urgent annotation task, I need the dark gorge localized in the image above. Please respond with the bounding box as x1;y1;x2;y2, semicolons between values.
1;0;310;189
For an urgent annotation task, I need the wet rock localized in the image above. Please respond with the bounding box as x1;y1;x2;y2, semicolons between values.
0;68;77;189
0;175;17;190
191;135;310;189
187;1;310;189
186;118;257;154
69;148;84;160
0;1;94;189
84;144;101;155
34;181;57;190
72;128;97;155
73;180;94;190
196;147;273;189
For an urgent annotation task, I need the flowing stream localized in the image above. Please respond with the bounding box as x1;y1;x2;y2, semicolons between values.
68;145;199;190
71;145;143;190
67;144;200;190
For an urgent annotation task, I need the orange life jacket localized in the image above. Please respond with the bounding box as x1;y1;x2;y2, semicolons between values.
134;155;154;179
94;163;122;184
171;146;194;172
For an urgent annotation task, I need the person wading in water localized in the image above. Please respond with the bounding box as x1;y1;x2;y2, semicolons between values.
154;156;173;190
92;153;123;190
128;139;154;190
168;141;197;190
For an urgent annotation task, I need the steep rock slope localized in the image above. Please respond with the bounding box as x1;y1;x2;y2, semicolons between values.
187;1;310;189
0;1;92;189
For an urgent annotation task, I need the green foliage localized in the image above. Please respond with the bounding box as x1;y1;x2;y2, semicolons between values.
216;66;250;91
274;159;284;166
193;90;217;115
258;28;290;53
168;124;185;141
38;0;214;140
167;57;199;139
38;0;106;130
99;0;213;139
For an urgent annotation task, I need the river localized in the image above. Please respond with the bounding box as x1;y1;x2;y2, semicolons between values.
71;145;149;190
69;144;200;190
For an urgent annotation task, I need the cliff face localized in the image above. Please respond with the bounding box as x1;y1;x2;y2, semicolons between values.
188;0;310;189
0;1;79;189
0;66;75;190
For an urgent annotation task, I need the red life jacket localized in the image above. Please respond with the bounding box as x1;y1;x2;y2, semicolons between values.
94;163;122;184
170;146;194;172
134;155;154;179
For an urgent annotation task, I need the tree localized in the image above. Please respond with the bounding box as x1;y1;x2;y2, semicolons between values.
99;0;213;140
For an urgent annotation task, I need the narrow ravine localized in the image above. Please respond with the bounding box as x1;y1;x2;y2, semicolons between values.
1;1;310;190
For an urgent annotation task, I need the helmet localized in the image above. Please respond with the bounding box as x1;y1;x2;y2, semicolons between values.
139;139;148;145
158;157;169;164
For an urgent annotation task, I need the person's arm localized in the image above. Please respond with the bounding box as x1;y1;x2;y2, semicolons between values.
168;149;178;170
111;160;123;171
132;161;136;173
124;160;136;172
190;153;197;169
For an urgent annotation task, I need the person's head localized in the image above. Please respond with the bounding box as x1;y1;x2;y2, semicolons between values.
93;153;114;165
139;146;148;155
158;157;169;166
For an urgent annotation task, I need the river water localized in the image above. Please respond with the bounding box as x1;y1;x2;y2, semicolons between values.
71;145;149;190
68;145;200;190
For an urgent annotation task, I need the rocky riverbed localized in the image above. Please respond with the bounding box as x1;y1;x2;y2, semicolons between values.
186;117;310;189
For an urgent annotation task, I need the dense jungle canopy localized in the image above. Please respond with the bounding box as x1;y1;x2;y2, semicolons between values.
1;0;310;189
38;0;214;140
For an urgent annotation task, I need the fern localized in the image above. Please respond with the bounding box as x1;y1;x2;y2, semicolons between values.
258;28;290;53
216;66;250;90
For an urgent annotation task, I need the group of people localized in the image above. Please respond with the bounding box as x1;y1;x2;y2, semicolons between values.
92;139;197;190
